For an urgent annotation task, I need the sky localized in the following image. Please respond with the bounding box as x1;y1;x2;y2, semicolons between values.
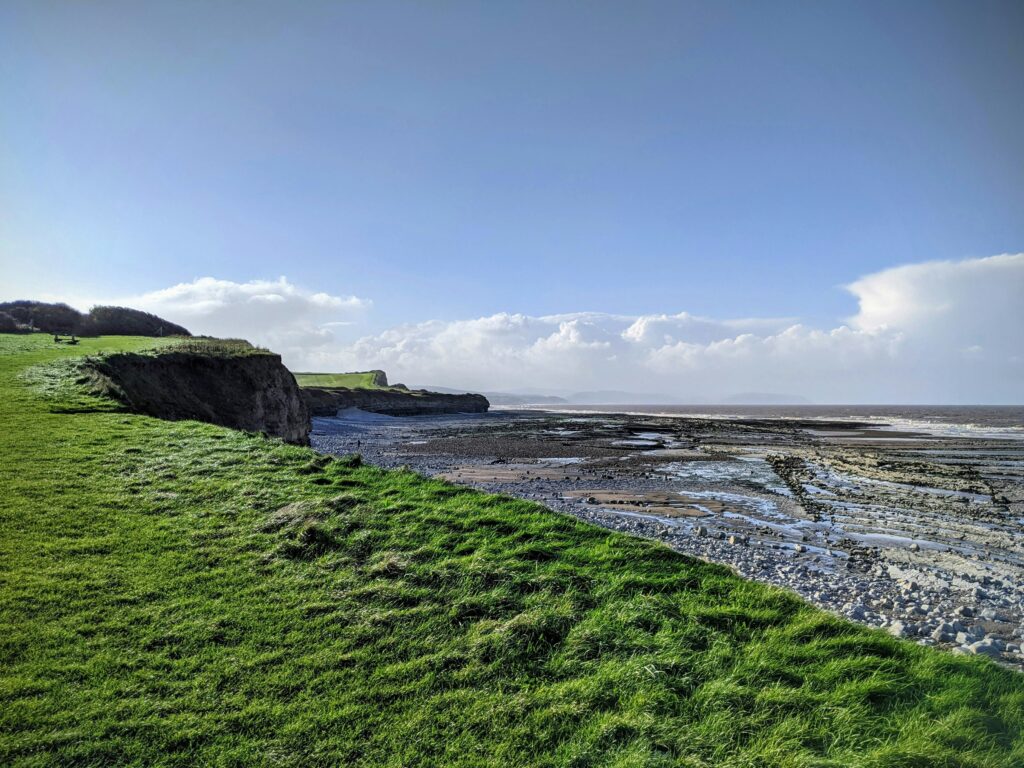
1;1;1022;402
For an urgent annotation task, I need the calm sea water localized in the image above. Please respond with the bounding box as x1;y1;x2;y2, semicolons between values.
532;404;1024;438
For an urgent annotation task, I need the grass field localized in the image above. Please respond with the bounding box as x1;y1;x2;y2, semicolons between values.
293;371;387;389
2;333;1023;767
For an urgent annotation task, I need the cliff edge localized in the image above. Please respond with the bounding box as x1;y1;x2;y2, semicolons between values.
86;342;311;444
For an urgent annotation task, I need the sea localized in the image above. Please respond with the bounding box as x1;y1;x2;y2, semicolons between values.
525;404;1024;440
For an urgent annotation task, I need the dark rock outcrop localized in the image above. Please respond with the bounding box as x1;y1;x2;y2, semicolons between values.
87;350;310;444
303;387;489;417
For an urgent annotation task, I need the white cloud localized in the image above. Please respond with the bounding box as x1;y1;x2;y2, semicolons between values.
42;254;1023;403
303;254;1023;403
100;277;370;359
847;253;1024;358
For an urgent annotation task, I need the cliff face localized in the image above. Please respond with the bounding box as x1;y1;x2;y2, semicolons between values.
88;350;311;444
303;387;489;417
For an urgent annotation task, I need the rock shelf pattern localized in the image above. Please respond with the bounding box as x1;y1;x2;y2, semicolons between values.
312;409;1024;668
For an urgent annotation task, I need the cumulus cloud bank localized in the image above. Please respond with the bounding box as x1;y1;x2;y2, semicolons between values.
117;277;369;358
71;255;1022;403
309;254;1023;403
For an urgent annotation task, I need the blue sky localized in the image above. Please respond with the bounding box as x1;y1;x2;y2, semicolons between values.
2;2;1022;400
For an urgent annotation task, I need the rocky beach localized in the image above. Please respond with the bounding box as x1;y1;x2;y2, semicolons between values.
313;406;1024;668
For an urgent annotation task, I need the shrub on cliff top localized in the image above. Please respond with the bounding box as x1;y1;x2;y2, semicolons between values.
0;300;190;337
169;338;269;357
83;305;191;337
0;300;82;333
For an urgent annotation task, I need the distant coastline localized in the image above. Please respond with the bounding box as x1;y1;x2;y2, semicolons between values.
505;403;1024;439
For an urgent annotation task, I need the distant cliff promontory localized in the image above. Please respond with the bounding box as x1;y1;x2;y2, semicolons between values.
295;369;489;416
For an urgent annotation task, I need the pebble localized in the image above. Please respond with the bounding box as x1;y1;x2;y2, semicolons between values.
967;640;1003;658
888;621;908;638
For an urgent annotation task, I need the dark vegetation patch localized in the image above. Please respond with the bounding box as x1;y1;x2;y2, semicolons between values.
1;334;1023;767
0;300;190;336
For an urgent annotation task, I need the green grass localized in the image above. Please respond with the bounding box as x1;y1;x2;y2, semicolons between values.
166;338;270;358
293;371;387;389
1;333;1023;767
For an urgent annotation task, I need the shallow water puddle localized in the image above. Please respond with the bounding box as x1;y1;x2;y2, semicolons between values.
658;458;793;497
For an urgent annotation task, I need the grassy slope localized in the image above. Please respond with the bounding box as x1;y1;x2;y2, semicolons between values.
1;334;1022;768
293;372;385;389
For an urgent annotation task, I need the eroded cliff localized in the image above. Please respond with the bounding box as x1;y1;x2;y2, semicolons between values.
86;347;311;444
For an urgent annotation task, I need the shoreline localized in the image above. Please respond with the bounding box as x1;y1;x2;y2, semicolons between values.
312;407;1024;667
501;403;1024;441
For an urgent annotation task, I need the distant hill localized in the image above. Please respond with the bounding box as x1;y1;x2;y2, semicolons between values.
0;300;190;337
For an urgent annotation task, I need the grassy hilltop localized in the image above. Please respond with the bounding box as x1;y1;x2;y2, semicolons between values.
2;333;1023;767
293;370;390;389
